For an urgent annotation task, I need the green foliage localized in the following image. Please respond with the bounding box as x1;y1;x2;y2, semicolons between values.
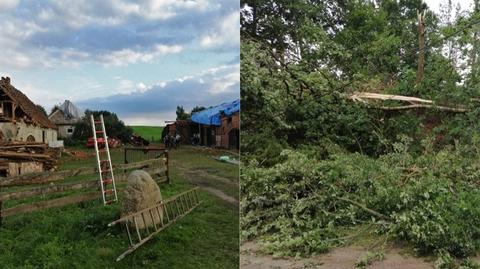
240;0;480;262
71;110;133;143
241;139;480;257
176;106;189;121
0;147;239;269
36;104;48;117
190;106;206;114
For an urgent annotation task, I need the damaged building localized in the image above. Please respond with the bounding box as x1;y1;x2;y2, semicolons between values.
192;99;240;150
49;100;83;138
0;77;59;176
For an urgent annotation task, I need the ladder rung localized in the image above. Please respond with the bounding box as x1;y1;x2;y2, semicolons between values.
94;121;102;124
100;160;109;163
103;179;113;184
101;169;111;173
104;189;115;195
96;130;104;133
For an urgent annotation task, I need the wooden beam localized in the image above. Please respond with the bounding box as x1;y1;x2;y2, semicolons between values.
0;158;164;187
0;167;166;201
1;192;101;217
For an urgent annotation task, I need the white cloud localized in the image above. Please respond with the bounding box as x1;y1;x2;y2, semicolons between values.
0;0;19;11
136;82;148;92
100;44;183;66
122;111;176;126
43;0;216;29
207;65;240;95
118;79;135;93
200;11;239;49
116;79;151;94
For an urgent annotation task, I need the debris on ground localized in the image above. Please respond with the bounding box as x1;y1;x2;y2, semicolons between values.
214;155;240;165
0;141;59;172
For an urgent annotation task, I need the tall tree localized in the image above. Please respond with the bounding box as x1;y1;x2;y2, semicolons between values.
176;106;189;120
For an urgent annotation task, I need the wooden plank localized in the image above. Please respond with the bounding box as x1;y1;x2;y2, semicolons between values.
0;158;164;187
2;192;101;217
113;201;202;261
0;151;52;159
0;179;98;201
0;167;94;187
0;167;167;201
116;159;161;170
108;187;199;226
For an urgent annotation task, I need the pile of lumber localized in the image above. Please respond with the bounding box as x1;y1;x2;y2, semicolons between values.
0;142;58;171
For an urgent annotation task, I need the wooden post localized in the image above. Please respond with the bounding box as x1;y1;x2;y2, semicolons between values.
124;148;128;175
165;150;170;184
198;124;201;146
12;103;16;123
416;10;426;85
0;200;3;227
0;184;2;226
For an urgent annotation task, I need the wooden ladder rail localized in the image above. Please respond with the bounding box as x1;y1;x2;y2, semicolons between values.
108;187;201;261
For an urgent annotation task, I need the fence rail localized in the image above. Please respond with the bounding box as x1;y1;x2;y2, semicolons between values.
124;147;169;184
0;156;169;224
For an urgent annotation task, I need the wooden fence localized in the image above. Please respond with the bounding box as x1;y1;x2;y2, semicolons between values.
124;147;169;184
0;157;168;225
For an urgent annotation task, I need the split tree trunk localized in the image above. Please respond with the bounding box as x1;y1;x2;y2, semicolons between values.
416;10;426;85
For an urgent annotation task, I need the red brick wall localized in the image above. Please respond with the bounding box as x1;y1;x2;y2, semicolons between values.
215;112;239;149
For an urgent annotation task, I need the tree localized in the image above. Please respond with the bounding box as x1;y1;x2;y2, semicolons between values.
71;110;133;143
50;105;60;116
176;106;189;120
36;104;48;117
191;106;206;115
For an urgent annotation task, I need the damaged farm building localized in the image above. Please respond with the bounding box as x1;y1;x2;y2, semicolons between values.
0;77;59;176
163;99;239;150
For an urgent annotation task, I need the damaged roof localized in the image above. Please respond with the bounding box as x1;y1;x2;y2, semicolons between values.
0;77;56;129
191;99;240;126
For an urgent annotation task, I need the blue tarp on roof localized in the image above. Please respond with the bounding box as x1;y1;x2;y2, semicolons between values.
191;99;240;126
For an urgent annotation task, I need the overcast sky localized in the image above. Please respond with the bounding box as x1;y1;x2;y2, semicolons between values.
425;0;474;15
0;0;239;126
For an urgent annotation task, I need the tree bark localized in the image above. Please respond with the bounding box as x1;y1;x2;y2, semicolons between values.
416;10;426;85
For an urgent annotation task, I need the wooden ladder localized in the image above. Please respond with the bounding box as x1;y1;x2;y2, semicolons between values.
108;187;201;261
90;114;118;205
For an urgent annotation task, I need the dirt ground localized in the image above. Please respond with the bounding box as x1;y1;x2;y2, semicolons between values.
171;153;239;208
240;241;434;269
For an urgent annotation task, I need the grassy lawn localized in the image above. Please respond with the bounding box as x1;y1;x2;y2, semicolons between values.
0;147;239;269
130;126;164;142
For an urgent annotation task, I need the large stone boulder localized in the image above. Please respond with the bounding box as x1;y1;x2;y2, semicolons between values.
122;170;163;229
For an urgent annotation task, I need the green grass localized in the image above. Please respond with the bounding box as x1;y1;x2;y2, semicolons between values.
0;147;239;269
130;126;164;142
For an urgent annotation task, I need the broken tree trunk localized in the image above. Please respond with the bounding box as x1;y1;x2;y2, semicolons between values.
416;10;426;85
348;92;468;113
